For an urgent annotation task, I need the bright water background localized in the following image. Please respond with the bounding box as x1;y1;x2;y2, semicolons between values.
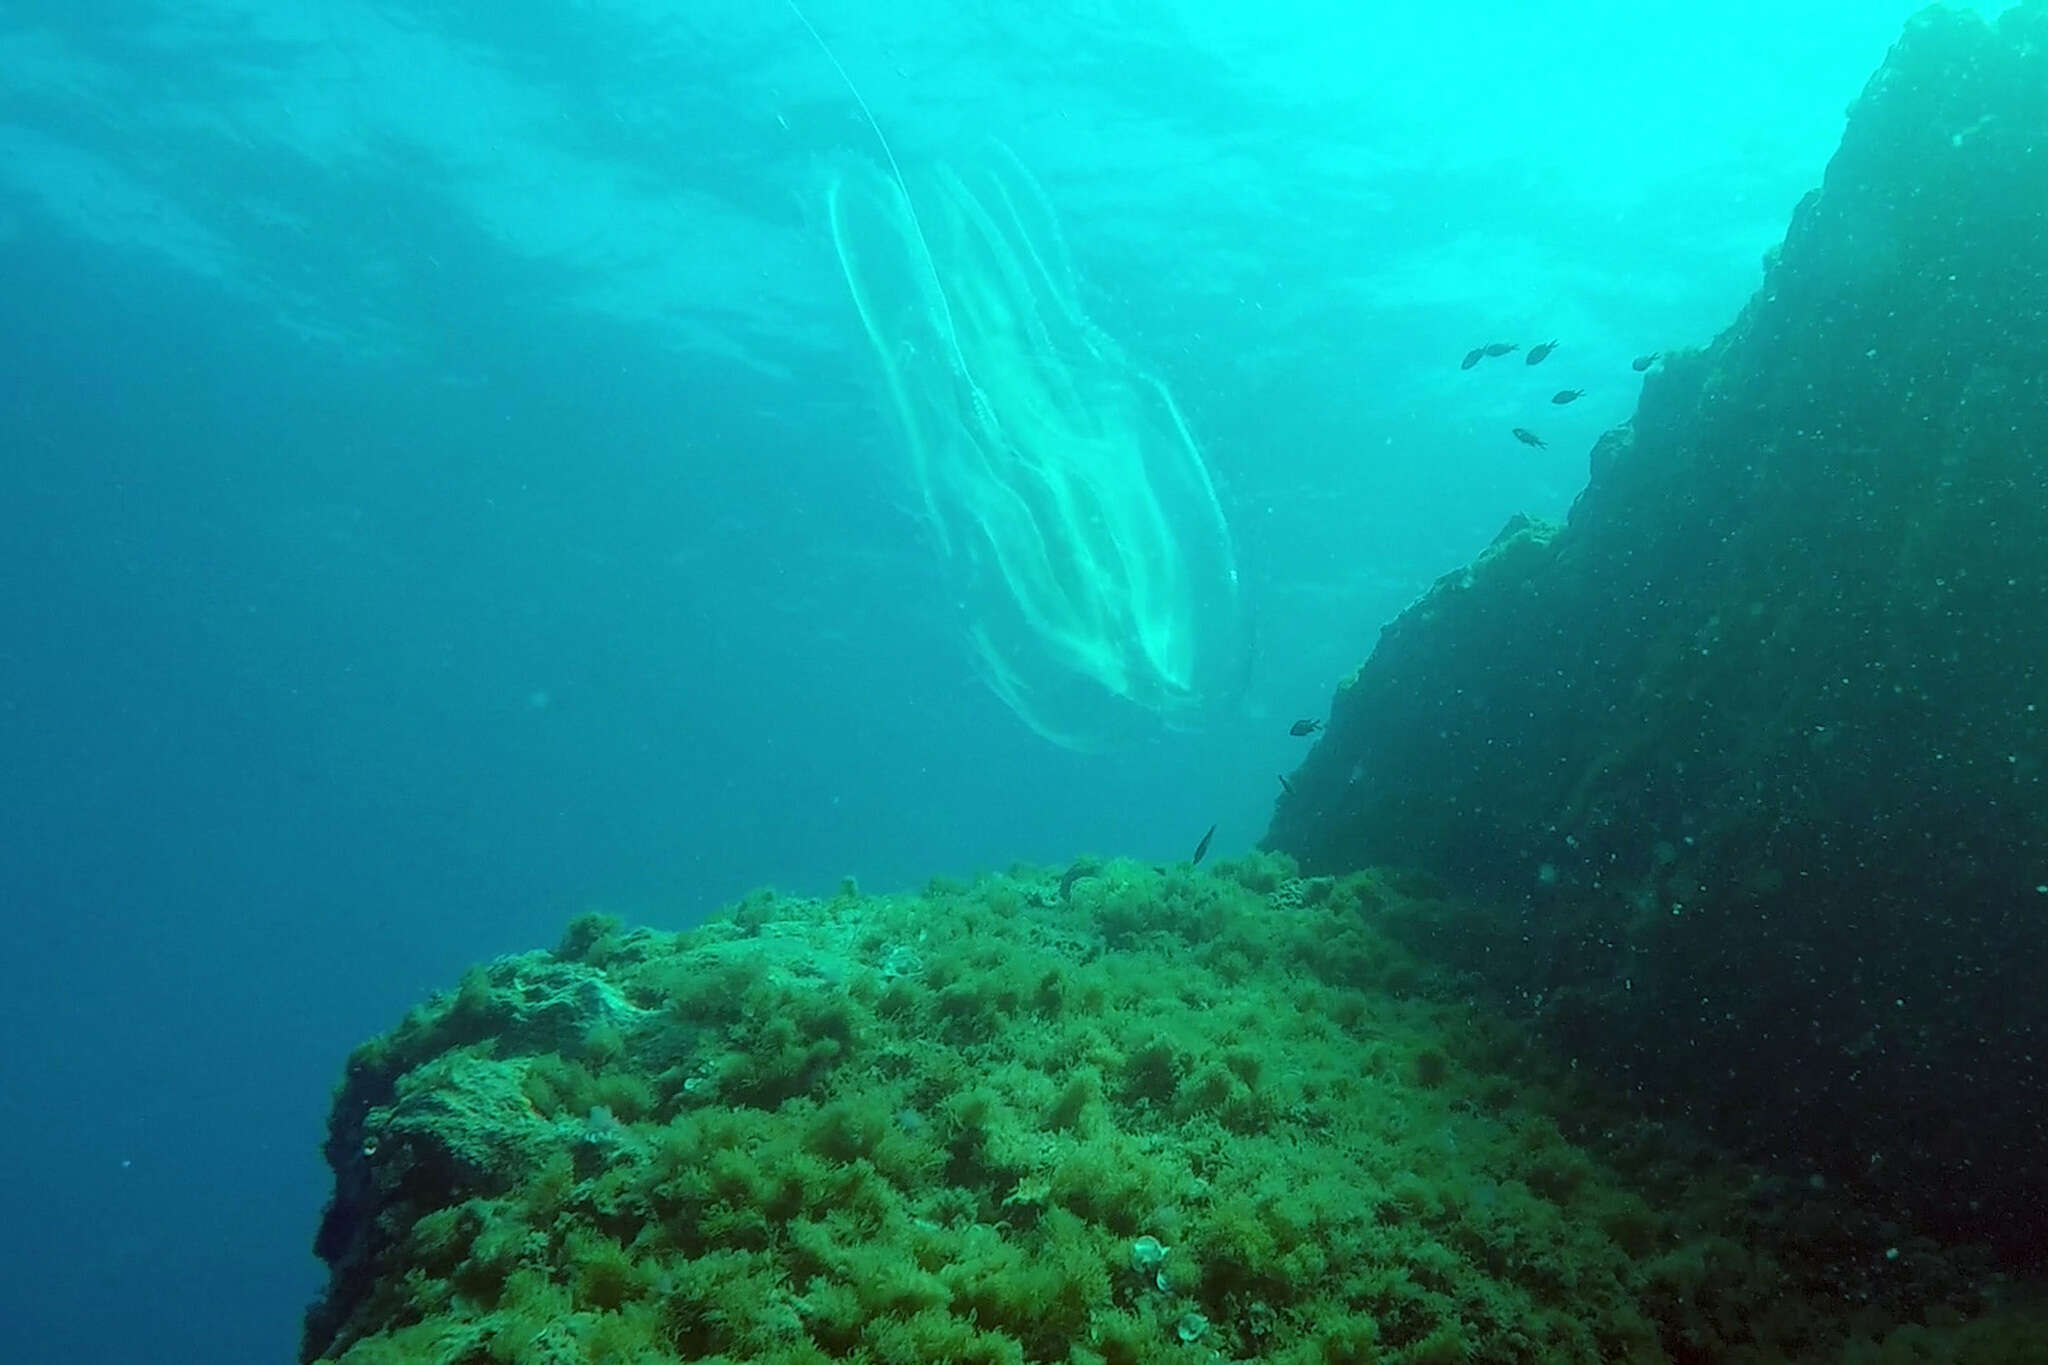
0;2;2002;1359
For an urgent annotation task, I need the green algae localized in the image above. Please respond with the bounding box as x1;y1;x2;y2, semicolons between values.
303;854;2035;1365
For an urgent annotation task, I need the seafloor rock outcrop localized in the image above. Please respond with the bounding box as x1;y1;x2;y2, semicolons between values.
301;859;2039;1364
1267;3;2048;1257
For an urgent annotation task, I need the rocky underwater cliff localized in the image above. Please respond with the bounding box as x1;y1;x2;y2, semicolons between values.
1268;2;2048;1261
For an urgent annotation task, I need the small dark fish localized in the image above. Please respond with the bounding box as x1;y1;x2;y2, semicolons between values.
1057;856;1101;901
1526;340;1558;365
1482;342;1519;357
1551;388;1585;404
1190;823;1217;866
1512;427;1546;448
1460;347;1486;370
1276;773;1295;795
1631;353;1660;372
1289;718;1322;737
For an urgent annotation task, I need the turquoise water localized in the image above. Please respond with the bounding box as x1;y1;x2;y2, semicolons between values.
0;2;2003;1360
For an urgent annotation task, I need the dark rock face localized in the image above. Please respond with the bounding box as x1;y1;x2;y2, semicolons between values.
1267;3;2048;1256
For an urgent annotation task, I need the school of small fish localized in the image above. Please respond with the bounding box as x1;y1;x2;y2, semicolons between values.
1253;342;1671;856
1461;335;1663;450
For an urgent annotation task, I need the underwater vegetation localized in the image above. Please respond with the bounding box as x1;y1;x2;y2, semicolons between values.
301;855;2043;1365
826;142;1249;750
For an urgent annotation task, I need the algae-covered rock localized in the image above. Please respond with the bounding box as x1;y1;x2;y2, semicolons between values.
303;860;2032;1364
1266;3;2048;1257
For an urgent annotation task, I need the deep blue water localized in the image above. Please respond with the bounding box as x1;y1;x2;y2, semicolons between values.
0;2;1999;1360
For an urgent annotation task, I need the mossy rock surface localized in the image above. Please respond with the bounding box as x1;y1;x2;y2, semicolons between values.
302;854;2038;1365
